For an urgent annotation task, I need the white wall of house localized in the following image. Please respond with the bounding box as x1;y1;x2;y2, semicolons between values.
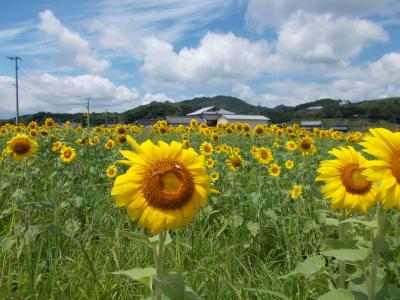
217;116;269;127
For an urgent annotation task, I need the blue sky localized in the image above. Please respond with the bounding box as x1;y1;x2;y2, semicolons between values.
1;0;400;118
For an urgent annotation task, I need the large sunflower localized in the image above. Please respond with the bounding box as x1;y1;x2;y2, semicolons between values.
359;128;400;209
316;146;377;213
6;134;38;161
111;136;212;235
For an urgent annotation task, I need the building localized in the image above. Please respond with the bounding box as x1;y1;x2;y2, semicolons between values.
331;123;349;132
165;116;203;126
134;119;158;127
300;120;323;130
187;106;235;126
217;114;270;127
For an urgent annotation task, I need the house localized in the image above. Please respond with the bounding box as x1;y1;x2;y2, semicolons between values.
187;106;235;126
331;123;349;132
134;119;158;127
165;116;203;127
217;115;270;127
300;120;323;130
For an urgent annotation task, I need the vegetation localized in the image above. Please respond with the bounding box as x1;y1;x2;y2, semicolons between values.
2;96;400;126
1;121;400;299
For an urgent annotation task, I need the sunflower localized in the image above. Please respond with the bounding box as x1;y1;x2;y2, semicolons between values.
200;142;213;156
52;141;63;152
210;132;219;142
316;146;377;213
29;129;38;137
215;145;222;154
250;145;259;157
291;185;303;200
286;141;297;151
254;125;264;135
190;119;198;127
111;136;211;235
115;125;127;135
257;147;273;164
285;160;295;169
210;172;220;182
205;158;217;168
182;139;191;149
106;165;118;178
6;134;38;161
60;146;77;163
298;137;316;155
105;139;115;150
359;128;400;209
27;121;38;131
272;141;280;149
226;154;243;172
116;134;127;144
268;163;281;177
44;117;55;128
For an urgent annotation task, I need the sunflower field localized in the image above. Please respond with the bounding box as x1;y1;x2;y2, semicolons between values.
0;119;400;300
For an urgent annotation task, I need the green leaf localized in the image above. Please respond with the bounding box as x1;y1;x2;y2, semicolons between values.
111;267;156;285
317;289;355;300
325;218;339;226
323;239;357;250
153;274;185;300
282;256;325;278
149;232;172;247
246;221;260;238
119;231;151;247
264;209;278;221
321;249;369;262
184;286;202;300
339;218;377;229
229;215;244;228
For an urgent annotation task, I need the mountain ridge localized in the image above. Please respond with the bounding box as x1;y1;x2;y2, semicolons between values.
1;95;400;125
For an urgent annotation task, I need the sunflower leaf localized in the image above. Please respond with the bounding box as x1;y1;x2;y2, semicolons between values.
153;274;185;300
321;249;369;262
111;267;156;285
317;289;355;300
281;256;325;278
119;231;151;247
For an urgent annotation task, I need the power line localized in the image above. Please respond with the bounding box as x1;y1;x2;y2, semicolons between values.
6;56;22;125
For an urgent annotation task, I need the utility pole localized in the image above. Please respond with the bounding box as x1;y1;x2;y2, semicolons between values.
86;97;90;128
104;109;108;126
6;56;22;125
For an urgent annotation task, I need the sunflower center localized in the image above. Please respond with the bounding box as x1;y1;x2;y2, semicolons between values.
340;163;372;194
142;159;194;209
391;151;400;184
13;139;30;155
64;150;72;158
231;157;242;168
301;140;311;150
260;151;268;159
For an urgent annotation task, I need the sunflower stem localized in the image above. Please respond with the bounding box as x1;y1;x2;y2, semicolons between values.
153;230;167;300
368;203;386;300
339;209;347;289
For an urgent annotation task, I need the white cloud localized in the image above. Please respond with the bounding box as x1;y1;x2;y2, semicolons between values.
276;12;388;64
141;32;269;87
141;93;175;104
38;10;111;73
232;51;400;107
87;0;233;58
0;73;140;118
245;0;399;31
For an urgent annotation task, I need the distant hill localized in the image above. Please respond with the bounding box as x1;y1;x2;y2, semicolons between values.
1;95;400;125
